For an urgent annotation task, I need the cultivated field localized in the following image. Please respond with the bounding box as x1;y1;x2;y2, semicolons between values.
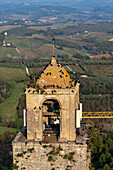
37;44;70;57
0;47;19;58
0;25;20;33
0;67;26;81
86;65;113;75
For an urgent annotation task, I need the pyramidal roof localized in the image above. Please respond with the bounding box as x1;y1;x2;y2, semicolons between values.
37;56;71;88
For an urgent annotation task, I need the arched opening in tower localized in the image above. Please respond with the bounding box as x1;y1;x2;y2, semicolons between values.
42;99;60;143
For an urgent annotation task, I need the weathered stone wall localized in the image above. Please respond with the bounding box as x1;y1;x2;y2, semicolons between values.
13;140;90;170
26;84;80;142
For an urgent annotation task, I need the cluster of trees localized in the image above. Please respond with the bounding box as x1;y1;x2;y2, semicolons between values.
0;79;11;103
80;80;113;111
0;131;16;170
44;22;113;36
88;123;113;170
82;96;113;112
73;53;90;60
0;57;44;68
17;95;26;119
5;27;41;37
80;82;113;95
84;60;113;65
0;34;4;46
84;41;113;55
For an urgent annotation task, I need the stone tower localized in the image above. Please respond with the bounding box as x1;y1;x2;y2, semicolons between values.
12;57;90;170
26;56;81;142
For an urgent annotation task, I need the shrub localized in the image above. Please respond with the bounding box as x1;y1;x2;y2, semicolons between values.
63;154;68;159
48;156;53;162
43;145;48;148
17;153;23;157
58;145;63;151
28;147;34;153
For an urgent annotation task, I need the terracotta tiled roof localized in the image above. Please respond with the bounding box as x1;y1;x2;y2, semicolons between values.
38;56;71;88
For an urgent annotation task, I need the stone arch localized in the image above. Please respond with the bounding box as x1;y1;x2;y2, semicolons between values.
40;97;62;109
40;97;62;143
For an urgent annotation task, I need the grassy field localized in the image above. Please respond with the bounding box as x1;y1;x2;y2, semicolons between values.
6;37;30;49
0;67;26;122
0;126;19;135
5;37;48;58
63;47;86;55
28;38;46;49
37;44;70;57
0;47;19;58
69;65;85;73
29;22;74;31
6;37;46;49
17;47;40;58
0;82;25;122
3;36;86;59
0;37;34;58
29;67;45;75
1;24;113;61
0;67;26;82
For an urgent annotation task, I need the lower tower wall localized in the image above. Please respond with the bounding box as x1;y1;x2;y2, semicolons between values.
13;133;90;170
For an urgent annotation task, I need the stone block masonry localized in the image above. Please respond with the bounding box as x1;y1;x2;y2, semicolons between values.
13;133;90;170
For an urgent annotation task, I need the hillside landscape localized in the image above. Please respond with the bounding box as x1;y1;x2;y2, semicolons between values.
0;1;113;169
1;20;113;127
1;0;113;22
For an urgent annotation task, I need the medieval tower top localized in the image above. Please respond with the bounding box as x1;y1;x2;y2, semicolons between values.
25;55;82;143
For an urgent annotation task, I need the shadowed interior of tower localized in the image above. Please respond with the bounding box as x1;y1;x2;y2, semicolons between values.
42;99;60;143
